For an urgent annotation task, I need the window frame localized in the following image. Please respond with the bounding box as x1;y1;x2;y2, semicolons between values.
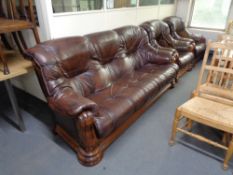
188;0;233;31
106;0;137;10
51;0;176;16
139;0;159;7
52;0;105;15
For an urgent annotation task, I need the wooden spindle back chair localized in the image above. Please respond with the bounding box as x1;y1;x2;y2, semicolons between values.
0;0;40;74
217;34;233;44
196;42;233;104
170;41;233;170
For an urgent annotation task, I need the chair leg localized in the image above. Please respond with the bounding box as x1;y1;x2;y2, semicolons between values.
12;32;25;55
18;31;28;50
222;133;230;146
169;108;181;146
1;34;12;50
223;137;233;170
0;44;9;75
170;79;176;89
186;119;193;131
32;27;40;44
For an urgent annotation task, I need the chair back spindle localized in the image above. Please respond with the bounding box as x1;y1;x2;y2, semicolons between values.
0;0;40;75
196;42;233;105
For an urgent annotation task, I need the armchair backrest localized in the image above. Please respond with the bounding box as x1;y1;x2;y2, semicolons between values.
163;16;185;33
141;20;175;48
163;16;188;41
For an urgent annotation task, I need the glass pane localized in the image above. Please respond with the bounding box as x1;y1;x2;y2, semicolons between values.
106;0;136;9
139;0;159;6
191;0;231;29
160;0;175;5
52;0;103;13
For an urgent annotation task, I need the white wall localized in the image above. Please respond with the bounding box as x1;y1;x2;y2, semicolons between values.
175;0;233;41
47;4;176;38
13;0;177;101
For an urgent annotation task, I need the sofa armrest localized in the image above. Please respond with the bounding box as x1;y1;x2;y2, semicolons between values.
159;35;194;52
189;33;206;43
177;36;194;43
143;45;176;64
172;31;195;43
173;39;194;52
158;47;179;63
159;47;179;58
180;29;206;44
48;87;98;118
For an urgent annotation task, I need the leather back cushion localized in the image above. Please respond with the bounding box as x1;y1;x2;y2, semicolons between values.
164;16;185;32
160;21;171;36
142;20;162;39
141;20;171;45
27;37;95;97
86;31;121;64
85;31;125;91
30;37;92;78
114;26;143;53
114;26;149;70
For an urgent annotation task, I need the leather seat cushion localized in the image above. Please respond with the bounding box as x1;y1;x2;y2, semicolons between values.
178;52;194;68
90;63;178;138
137;63;178;89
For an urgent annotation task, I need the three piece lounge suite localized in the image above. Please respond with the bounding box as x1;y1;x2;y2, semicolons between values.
26;16;206;166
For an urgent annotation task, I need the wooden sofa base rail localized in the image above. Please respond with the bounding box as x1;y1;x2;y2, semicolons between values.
54;79;176;166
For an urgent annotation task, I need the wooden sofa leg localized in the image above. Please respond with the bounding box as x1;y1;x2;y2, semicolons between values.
170;79;176;89
75;111;103;166
223;137;233;170
187;64;193;72
77;147;103;166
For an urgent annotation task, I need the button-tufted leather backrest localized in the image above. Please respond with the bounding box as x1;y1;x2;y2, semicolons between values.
27;27;153;98
86;31;122;64
84;30;125;91
114;25;150;70
27;36;96;97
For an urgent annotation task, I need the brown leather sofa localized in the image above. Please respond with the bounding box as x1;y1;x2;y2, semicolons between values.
27;25;179;166
163;16;206;61
141;20;195;78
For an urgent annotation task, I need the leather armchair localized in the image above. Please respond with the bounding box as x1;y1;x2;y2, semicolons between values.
141;20;195;74
164;16;206;60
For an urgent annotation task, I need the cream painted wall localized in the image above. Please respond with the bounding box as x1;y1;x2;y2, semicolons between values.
13;0;177;101
48;4;176;38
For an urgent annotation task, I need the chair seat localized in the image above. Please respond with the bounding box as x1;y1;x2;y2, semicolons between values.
179;96;233;133
0;18;33;33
